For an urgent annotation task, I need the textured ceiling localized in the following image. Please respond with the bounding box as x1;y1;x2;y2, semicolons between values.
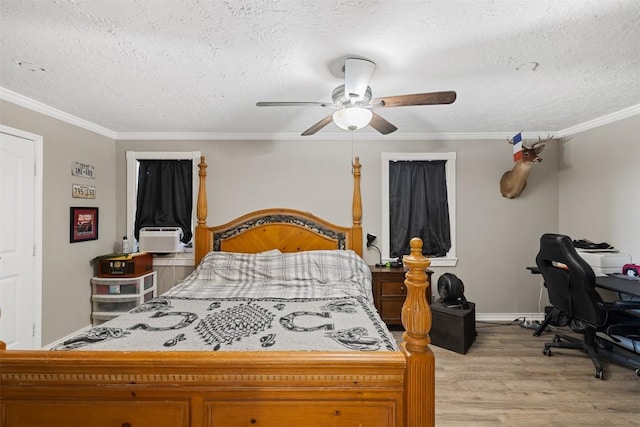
1;0;639;138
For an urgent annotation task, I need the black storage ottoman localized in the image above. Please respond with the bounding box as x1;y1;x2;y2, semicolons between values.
430;299;476;354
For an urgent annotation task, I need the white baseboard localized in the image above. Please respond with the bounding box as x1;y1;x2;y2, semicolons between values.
42;324;93;350
476;312;546;323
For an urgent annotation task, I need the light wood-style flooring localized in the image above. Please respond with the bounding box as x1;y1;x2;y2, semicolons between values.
395;322;640;426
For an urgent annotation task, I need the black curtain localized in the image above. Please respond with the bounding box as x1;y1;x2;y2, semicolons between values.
134;160;192;243
389;160;450;258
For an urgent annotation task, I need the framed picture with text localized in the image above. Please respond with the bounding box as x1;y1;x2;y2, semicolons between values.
70;207;99;243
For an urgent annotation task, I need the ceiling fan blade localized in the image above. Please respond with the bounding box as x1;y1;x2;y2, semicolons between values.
256;101;330;107
301;114;334;136
344;58;375;101
373;91;457;108
369;112;398;135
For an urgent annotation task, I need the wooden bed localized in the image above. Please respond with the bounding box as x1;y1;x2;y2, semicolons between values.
0;156;434;427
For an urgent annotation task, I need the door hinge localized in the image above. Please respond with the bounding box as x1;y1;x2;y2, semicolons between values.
32;324;36;337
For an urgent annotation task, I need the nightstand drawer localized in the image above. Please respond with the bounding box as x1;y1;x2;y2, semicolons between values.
381;281;407;296
380;300;404;320
370;265;433;326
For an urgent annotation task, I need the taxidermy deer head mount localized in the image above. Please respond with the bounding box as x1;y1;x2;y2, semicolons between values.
500;135;551;199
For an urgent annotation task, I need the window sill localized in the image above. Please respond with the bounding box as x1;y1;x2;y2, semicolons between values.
152;252;194;267
428;257;458;267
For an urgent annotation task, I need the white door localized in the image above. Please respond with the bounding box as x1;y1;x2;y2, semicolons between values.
0;127;41;349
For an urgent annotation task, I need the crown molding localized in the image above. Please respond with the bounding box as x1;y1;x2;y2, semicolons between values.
556;104;640;138
114;131;555;141
2;87;638;142
0;87;117;139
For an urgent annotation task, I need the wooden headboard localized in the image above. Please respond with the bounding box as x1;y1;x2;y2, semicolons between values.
194;156;363;265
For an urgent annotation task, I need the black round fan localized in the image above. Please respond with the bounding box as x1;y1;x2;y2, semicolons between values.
437;273;469;309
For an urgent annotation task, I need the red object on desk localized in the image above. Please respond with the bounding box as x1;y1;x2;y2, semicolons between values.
622;263;640;277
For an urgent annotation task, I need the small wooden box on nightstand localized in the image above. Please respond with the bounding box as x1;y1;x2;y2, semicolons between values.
369;265;433;326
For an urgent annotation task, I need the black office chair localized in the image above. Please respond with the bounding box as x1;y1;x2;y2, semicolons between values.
535;233;640;379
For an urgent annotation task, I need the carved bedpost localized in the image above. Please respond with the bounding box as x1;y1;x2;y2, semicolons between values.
400;237;435;427
194;156;208;266
351;156;363;257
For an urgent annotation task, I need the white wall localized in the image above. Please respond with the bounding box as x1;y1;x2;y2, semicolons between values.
117;137;559;315
1;100;117;345
558;115;640;262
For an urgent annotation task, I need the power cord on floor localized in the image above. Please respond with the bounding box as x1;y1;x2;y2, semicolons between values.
517;317;561;333
519;319;543;330
475;319;522;329
476;317;554;331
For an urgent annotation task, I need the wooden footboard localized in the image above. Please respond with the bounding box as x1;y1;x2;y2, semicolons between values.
1;350;407;426
0;242;433;427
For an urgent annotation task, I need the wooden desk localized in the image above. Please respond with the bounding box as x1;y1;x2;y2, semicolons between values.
596;275;640;298
528;267;639;298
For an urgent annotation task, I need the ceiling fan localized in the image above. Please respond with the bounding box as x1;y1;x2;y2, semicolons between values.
256;57;457;136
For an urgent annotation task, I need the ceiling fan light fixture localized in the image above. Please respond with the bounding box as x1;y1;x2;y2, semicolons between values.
257;57;454;136
344;58;375;101
332;107;372;131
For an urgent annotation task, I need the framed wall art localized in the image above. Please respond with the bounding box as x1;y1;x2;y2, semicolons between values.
70;207;99;243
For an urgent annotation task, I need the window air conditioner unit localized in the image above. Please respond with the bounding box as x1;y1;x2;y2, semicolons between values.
139;227;182;253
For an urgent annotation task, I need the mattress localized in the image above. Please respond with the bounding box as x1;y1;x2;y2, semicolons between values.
54;250;397;352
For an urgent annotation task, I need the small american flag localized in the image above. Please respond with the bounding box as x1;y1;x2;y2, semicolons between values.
512;132;523;162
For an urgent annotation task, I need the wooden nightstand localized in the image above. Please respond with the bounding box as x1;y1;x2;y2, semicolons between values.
369;265;433;326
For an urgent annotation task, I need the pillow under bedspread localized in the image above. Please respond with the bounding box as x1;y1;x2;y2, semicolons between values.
165;249;374;302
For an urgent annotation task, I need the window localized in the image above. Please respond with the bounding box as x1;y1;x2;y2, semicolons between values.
134;159;193;243
126;151;200;265
381;152;457;267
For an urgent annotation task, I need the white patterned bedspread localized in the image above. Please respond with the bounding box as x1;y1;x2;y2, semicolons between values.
54;250;398;352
